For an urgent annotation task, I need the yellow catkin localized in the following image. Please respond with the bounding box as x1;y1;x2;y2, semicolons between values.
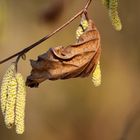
15;73;26;134
1;64;15;116
81;19;88;30
76;17;88;39
4;77;17;129
92;61;101;87
102;0;109;8
109;0;122;31
76;26;84;39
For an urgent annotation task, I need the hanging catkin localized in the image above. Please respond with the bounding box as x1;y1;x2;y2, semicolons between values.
76;15;88;39
109;0;122;31
1;64;15;116
102;0;122;31
92;61;101;87
4;77;17;128
15;73;26;134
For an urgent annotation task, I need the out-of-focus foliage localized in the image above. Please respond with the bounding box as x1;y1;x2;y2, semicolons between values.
40;0;64;23
0;0;6;43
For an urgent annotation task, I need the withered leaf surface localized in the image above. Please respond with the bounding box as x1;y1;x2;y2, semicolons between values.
26;19;101;87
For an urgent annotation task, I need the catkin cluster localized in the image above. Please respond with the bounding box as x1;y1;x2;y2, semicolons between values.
76;16;101;87
102;0;122;31
0;64;26;134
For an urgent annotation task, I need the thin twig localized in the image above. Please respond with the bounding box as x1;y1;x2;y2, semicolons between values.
0;0;92;65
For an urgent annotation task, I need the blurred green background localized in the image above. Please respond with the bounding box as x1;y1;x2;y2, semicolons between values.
0;0;140;140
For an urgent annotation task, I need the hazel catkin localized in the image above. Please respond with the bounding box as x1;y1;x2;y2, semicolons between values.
1;65;27;134
76;17;88;39
109;0;122;31
4;77;17;128
15;73;26;134
92;61;101;87
1;64;15;116
102;0;122;31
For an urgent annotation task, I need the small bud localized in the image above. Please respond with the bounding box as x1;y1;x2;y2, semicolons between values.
21;54;26;60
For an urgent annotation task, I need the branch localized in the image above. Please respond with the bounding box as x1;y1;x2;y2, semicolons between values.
0;0;92;65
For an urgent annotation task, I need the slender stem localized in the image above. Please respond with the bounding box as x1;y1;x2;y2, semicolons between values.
0;0;92;65
15;54;21;72
85;0;92;10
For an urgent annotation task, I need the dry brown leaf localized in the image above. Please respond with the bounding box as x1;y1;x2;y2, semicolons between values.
26;19;101;87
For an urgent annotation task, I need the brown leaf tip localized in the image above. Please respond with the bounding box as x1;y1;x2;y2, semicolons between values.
26;78;39;88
